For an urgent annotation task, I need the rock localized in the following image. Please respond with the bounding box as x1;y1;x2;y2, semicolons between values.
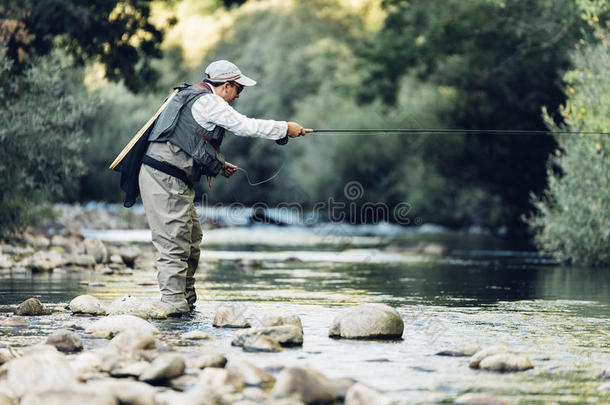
86;378;156;405
331;378;357;401
118;246;140;267
0;316;29;326
329;304;403;339
454;393;507;405
213;304;251;328
0;254;14;269
169;374;199;392
83;239;108;263
139;353;185;383
181;330;212;340
108;329;156;353
242;335;284;352
232;325;303;348
20;390;117;405
24;234;50;249
197;367;243;390
106;295;178;319
225;358;275;387
14;298;52;316
187;353;227;369
469;345;510;369
242;387;268;402
3;348;77;398
0;348;17;365
345;383;394;405
259;315;303;330
436;346;481;357
109;361;150;378
28;251;64;272
69;352;102;381
46;329;83;352
478;353;533;372
598;367;610;380
85;315;158;338
69;295;106;315
109;254;123;264
1;244;34;255
270;367;336;404
64;254;96;268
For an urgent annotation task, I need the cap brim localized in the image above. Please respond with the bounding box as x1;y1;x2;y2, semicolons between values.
235;74;256;86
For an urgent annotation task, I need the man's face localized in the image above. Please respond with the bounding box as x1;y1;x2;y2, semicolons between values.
219;81;243;104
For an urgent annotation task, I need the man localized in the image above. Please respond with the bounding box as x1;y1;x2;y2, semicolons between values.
139;60;311;315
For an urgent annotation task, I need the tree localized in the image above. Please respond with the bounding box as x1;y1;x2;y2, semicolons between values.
0;0;164;91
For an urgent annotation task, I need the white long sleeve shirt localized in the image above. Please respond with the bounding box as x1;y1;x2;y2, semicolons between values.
191;86;288;140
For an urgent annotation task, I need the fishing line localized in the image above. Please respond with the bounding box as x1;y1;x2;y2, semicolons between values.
236;162;285;186
311;128;610;136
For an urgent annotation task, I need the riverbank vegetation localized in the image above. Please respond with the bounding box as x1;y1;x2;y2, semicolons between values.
1;0;609;264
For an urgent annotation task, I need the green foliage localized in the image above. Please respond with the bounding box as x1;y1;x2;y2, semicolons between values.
527;38;610;266
0;46;95;236
1;0;164;92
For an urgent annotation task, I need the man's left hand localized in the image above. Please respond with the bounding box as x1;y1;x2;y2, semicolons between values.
222;162;238;178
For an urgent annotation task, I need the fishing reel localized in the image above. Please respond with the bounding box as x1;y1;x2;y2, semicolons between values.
275;136;289;146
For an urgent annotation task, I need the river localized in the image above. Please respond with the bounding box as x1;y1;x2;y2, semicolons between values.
1;226;608;403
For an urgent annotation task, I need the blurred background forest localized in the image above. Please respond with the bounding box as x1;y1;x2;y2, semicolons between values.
1;0;609;264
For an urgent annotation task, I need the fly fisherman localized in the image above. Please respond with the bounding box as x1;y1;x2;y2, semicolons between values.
139;60;311;315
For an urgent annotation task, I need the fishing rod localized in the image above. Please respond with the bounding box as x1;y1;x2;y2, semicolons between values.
275;128;610;144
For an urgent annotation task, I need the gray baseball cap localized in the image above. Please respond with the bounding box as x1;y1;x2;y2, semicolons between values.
204;60;257;86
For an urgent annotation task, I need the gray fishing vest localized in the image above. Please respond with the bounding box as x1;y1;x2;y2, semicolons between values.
148;83;225;178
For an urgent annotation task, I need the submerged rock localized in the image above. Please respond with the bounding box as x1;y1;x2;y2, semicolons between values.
270;367;336;404
232;325;303;348
436;346;481;357
85;315;158;338
14;298;51;316
69;295;106;316
213;304;251;328
345;383;394;405
329;304;403;339
454;393;507;405
479;353;533;372
139;353;185;383
46;330;83;353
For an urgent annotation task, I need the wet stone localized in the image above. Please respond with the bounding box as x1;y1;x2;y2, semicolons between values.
85;314;158;338
108;329;156;353
242;335;284;352
187;353;227;369
109;361;150;378
213;304;251;328
46;329;83;353
478;353;533;372
139;353;185;383
225;358;275;387
436;346;481;357
0;316;30;327
329;303;403;339
232;325;303;348
469;346;510;369
259;315;303;330
270;367;336;404
344;383;394;405
107;295;177;319
69;294;106;316
15;298;52;316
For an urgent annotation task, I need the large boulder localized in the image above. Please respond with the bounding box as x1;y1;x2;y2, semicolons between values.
213;304;251;328
69;295;106;316
232;325;303;348
46;330;83;353
329;304;403;339
14;298;51;316
270;367;336;404
85;315;158;338
3;347;77;398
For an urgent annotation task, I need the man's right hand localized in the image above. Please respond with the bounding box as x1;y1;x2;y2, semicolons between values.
286;122;313;138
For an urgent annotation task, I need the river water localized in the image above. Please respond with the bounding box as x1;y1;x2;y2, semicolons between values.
1;226;608;404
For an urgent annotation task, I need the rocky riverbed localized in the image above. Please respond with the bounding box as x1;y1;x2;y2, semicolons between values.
1;228;609;404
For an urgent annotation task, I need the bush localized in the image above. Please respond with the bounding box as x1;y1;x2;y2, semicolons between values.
527;37;610;265
0;47;94;236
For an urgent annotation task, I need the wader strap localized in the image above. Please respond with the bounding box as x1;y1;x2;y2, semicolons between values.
142;155;194;189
